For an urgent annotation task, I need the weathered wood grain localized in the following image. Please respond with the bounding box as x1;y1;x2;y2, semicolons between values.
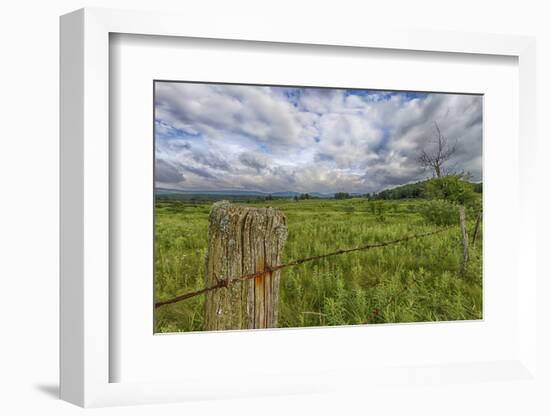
204;201;288;330
471;210;482;246
459;204;469;275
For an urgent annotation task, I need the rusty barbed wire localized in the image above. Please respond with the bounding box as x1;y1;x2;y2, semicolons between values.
155;226;456;309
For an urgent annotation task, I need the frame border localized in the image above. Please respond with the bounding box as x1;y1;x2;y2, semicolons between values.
60;7;537;407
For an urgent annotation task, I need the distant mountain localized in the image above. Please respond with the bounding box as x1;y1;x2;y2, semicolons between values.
155;188;339;200
156;188;266;197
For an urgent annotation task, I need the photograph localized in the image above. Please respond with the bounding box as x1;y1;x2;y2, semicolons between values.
153;81;483;333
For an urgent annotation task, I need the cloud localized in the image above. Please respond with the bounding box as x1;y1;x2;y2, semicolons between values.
155;83;316;149
155;82;482;193
180;165;215;179
239;152;270;172
155;159;185;184
192;150;231;171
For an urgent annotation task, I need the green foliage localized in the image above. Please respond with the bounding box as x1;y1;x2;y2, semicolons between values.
369;178;482;201
367;201;385;215
154;197;483;333
473;182;483;193
343;205;355;214
416;176;482;226
417;199;459;226
425;175;477;206
334;192;351;200
372;180;427;200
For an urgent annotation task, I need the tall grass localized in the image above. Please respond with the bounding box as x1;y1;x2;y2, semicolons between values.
154;198;482;332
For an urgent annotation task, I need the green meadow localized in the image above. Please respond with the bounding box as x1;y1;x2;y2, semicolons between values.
154;197;482;333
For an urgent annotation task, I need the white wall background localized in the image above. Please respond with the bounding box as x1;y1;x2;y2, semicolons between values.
0;1;548;415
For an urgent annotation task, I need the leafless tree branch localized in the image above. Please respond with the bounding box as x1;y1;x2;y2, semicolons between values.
417;121;457;178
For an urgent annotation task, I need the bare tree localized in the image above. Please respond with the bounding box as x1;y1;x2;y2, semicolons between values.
418;122;470;275
418;122;456;178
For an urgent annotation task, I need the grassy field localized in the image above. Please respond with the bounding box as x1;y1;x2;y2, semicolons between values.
154;197;482;333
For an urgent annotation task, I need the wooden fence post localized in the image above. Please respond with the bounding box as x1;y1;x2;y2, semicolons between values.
459;204;469;275
471;210;482;246
204;201;288;331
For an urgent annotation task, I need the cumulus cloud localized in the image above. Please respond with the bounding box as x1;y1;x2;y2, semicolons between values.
155;82;482;193
239;152;270;173
155;159;184;184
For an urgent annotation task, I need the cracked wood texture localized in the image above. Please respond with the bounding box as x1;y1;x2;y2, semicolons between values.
459;204;469;275
205;201;288;330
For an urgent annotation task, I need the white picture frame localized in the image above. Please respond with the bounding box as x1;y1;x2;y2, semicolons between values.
60;7;538;408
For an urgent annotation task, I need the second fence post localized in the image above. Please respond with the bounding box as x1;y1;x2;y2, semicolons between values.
459;204;469;275
204;201;288;331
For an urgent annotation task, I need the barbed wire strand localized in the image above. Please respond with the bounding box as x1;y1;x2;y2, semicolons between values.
155;226;455;309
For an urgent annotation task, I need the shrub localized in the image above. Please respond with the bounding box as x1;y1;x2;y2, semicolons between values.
425;175;476;207
418;199;459;226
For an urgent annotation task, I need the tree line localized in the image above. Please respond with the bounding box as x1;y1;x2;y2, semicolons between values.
369;179;482;201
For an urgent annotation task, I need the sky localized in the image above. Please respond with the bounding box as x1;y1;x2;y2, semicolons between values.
155;82;482;194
